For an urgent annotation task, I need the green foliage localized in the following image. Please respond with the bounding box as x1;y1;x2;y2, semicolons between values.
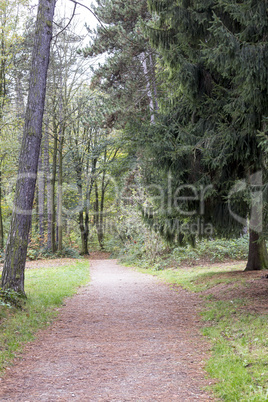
54;247;82;259
172;237;249;264
82;0;155;129
120;233;248;270
141;0;268;248
0;288;24;309
26;246;82;260
105;201;167;263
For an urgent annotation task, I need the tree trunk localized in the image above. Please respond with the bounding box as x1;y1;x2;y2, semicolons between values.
51;130;57;253
0;12;7;251
79;211;89;255
140;52;155;124
95;180;105;250
245;230;268;271
15;72;25;120
0;169;4;249
1;0;56;294
55;76;63;252
57;134;63;252
98;170;106;250
38;146;45;244
77;166;89;256
149;53;159;112
44;120;52;250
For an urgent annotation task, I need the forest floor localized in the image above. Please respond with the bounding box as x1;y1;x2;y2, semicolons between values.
0;258;215;401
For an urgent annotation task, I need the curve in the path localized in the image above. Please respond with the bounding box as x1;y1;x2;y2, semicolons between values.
0;260;214;401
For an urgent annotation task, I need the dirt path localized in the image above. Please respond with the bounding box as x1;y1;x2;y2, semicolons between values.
0;260;214;401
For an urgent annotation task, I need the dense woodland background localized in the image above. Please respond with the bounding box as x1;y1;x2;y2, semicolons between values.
1;0;268;292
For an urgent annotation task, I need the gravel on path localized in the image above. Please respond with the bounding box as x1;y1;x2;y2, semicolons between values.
0;259;214;401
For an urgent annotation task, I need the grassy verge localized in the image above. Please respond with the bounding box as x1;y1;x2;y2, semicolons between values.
137;263;268;401
0;260;90;373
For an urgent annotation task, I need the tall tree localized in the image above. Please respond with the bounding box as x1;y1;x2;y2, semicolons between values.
144;0;268;270
82;0;158;129
1;0;56;293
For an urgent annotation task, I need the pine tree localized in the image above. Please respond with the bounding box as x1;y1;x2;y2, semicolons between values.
82;0;158;128
145;0;268;270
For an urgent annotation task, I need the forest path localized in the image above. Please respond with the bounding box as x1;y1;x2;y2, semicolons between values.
0;260;214;401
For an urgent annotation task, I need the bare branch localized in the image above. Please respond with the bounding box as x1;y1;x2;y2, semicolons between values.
53;2;77;39
69;0;109;33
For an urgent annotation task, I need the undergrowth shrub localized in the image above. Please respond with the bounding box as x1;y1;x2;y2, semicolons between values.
0;288;25;309
106;202;167;263
120;235;249;269
26;246;81;260
55;247;81;259
172;237;248;264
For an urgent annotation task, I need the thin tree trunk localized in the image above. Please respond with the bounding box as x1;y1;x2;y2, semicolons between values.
95;181;105;250
94;181;99;226
0;13;6;250
15;72;25;120
57;134;63;252
77;170;89;256
77;161;90;255
0;169;4;249
38;145;45;244
245;230;268;271
140;52;155;123
98;170;106;250
51;130;57;253
57;82;64;252
1;0;56;294
79;210;89;255
44;119;52;250
149;53;159;112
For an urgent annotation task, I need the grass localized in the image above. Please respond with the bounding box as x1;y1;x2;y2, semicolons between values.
0;260;90;373
137;263;268;401
139;262;245;292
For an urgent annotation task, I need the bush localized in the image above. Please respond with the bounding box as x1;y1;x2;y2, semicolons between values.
0;288;25;309
26;246;81;261
55;247;81;259
172;237;249;264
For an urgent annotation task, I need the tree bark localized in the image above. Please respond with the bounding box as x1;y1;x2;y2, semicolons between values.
38;146;45;244
56;82;64;252
95;180;105;250
76;162;89;256
57;132;64;252
79;210;89;255
149;53;159;112
0;11;7;251
98;169;106;250
0;169;4;249
140;52;155;124
44;119;52;250
51;130;57;253
1;0;56;294
245;230;268;271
